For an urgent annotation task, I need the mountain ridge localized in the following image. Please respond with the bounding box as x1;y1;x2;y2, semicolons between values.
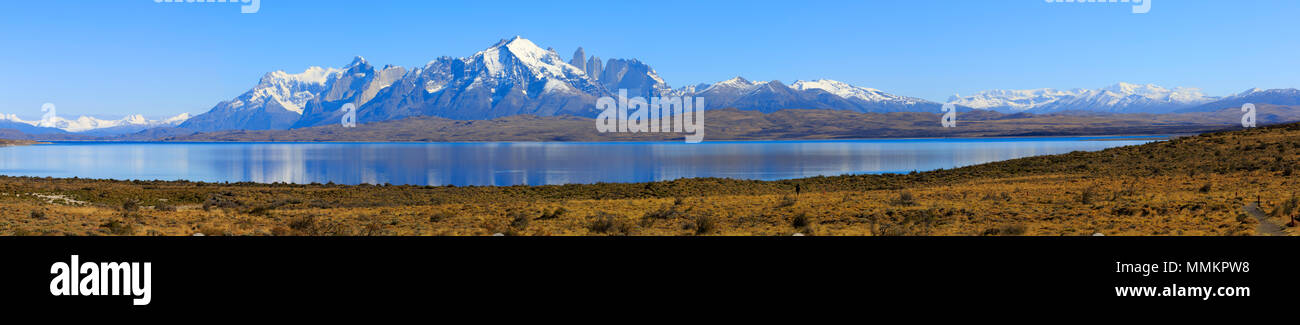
1;113;191;134
949;82;1221;114
107;36;1300;133
179;37;952;132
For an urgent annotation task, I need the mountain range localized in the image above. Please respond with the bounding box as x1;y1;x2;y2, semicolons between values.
1179;88;1300;112
4;36;1297;135
177;36;958;132
948;83;1219;114
0;113;191;135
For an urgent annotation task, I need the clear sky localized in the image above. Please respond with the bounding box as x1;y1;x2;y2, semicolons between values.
1;0;1298;118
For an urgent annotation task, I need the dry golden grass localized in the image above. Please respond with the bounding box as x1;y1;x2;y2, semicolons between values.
3;122;1300;236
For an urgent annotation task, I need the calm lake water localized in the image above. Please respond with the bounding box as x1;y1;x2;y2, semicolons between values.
0;137;1159;186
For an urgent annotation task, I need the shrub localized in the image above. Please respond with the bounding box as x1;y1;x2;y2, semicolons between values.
203;194;242;211
1080;187;1097;205
790;212;810;228
101;220;135;236
537;207;567;220
982;192;1011;201
288;215;317;231
121;199;139;212
981;224;1027;236
643;206;683;220
509;211;531;230
361;216;388;236
287;215;341;236
1235;213;1252;224
587;213;618;234
776;195;798;208
29;210;46;220
693;215;716;235
428;210;456;223
893;191;917;206
247;206;272;216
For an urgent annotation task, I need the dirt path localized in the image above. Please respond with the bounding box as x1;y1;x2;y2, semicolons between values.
1243;202;1287;236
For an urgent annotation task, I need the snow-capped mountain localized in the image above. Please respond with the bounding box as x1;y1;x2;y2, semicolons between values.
1181;88;1300;112
597;58;673;99
789;79;937;112
179;65;344;132
324;36;607;124
685;77;768;106
949;83;1219;114
666;77;939;113
179;36;950;131
0;113;191;134
290;57;407;128
180;37;1300;133
790;79;928;104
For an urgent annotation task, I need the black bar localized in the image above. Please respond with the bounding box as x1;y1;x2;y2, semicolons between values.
4;237;1295;315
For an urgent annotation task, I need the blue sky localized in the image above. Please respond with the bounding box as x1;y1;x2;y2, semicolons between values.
1;0;1297;118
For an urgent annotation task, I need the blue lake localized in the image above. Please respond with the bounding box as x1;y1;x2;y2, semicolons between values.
0;137;1160;186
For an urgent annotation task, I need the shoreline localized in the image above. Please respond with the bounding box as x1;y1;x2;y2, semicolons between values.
0;139;49;147
24;133;1180;145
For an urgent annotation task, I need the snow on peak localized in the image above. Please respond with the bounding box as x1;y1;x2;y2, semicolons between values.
1104;82;1150;94
950;83;1219;113
349;56;368;66
244;66;345;114
468;36;584;80
447;36;603;97
262;66;342;85
951;88;1086;110
789;79;927;105
1236;88;1265;97
541;79;576;95
122;114;147;125
161;113;192;124
703;77;763;93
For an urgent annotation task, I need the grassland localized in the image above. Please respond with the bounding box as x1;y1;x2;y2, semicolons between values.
2;121;1299;236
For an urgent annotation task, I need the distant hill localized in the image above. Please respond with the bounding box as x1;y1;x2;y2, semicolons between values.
0;121;66;135
154;108;1295;143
